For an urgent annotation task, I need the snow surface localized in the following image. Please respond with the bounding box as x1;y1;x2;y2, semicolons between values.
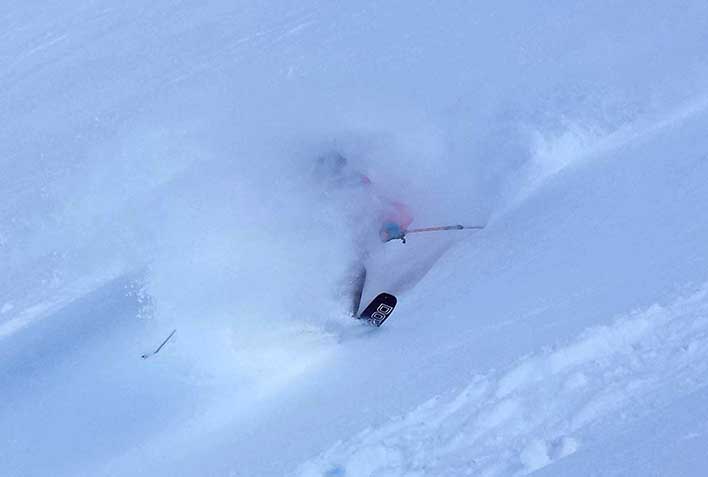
2;1;708;476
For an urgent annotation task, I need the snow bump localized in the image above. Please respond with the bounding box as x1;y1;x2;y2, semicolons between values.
295;284;708;476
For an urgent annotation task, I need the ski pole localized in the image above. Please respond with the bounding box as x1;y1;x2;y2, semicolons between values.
399;224;484;243
406;224;484;234
141;329;176;359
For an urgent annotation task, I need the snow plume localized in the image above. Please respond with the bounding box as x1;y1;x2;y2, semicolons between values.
135;110;487;387
0;114;201;321
143;139;353;383
514;92;708;210
472;87;708;223
508;120;608;207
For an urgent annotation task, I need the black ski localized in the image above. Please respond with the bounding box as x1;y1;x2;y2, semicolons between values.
359;293;397;327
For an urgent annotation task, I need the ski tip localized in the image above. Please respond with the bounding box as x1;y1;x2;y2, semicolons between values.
359;292;397;327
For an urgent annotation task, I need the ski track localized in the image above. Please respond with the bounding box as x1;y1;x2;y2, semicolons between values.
295;284;708;477
0;269;126;340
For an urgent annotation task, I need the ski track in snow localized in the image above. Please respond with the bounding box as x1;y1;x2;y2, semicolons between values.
0;269;127;340
296;284;708;477
506;93;708;215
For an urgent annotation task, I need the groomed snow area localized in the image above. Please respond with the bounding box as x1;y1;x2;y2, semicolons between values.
2;2;708;476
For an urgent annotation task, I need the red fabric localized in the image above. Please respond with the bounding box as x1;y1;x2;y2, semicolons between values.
385;201;414;229
355;171;412;230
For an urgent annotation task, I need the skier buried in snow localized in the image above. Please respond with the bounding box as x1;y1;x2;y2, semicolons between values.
313;151;413;317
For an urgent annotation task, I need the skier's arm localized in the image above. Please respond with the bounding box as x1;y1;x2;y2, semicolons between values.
379;201;414;242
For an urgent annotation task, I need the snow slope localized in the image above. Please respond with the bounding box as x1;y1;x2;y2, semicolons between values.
2;1;708;476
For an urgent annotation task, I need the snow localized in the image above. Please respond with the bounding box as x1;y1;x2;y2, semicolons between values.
296;285;708;476
2;1;708;476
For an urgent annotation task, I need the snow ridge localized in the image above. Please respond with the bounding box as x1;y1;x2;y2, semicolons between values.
296;284;708;477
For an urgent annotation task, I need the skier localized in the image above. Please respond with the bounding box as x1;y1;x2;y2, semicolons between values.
313;151;413;316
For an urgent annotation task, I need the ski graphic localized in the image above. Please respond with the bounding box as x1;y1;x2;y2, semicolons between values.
359;293;397;327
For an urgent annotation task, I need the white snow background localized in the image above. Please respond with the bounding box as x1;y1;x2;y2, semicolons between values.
2;1;708;476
